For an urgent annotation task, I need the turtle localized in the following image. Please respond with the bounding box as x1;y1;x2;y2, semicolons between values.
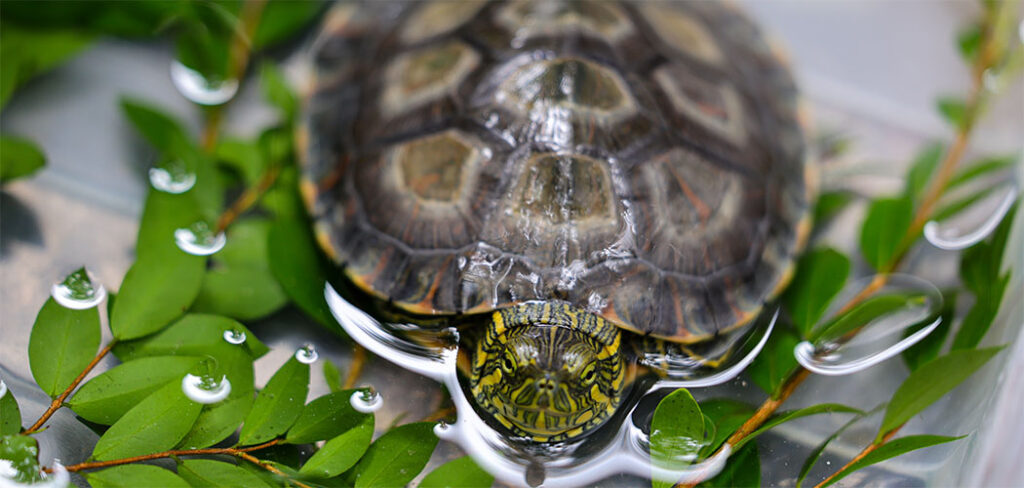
299;0;812;443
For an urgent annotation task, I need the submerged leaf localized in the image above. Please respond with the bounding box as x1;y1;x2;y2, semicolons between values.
419;456;494;488
812;191;854;226
821;435;965;487
268;216;336;329
904;143;944;202
238;356;310;445
945;154;1019;191
952;203;1017;350
650;388;705;475
348;422;439;488
286;390;370;444
810;293;923;343
901;291;955;372
748;324;801;397
28;297;101;397
0;134;46;183
697;442;759;488
699;399;754;454
859;197;914;271
85;464;190;488
299;414;374;478
796;409;871;488
0;388;22;435
782;248;851;336
91;381;202;461
937;97;968;130
733;403;861;451
0;434;42;483
879;347;1003;439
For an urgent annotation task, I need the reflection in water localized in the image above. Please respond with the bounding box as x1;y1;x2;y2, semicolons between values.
148;159;196;194
350;389;384;413
169;60;239;106
924;185;1018;251
222;328;247;345
325;284;766;486
795;274;943;376
50;267;106;310
174;221;226;256
295;344;319;364
181;373;231;404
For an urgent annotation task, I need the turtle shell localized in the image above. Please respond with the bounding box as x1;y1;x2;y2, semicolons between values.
300;1;811;344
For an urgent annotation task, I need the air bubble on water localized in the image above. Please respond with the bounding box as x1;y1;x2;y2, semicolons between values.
433;420;452;439
181;373;231;404
51;267;106;310
170;60;239;106
148;159;196;194
175;221;226;256
223;328;246;345
295;344;319;364
924;185;1018;251
350;389;383;413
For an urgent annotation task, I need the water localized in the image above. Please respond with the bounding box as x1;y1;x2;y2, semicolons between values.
350;389;383;414
169;60;239;106
924;185;1018;251
0;378;7;399
794;274;943;376
222;328;247;345
174;221;226;256
50;267;106;310
148;159;196;194
295;344;319;364
181;373;231;404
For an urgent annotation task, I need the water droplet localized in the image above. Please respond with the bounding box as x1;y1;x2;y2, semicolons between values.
1019;19;1024;44
223;328;246;345
181;373;231;404
924;185;1018;251
433;421;450;438
0;379;7;399
51;267;106;310
169;60;239;106
148;159;196;194
982;68;1002;93
350;389;383;413
295;344;319;364
795;274;943;376
175;221;226;256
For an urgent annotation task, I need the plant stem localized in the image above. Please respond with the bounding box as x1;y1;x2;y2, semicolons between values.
24;342;116;435
813;424;903;488
343;344;367;390
235;451;314;488
215;163;282;233
48;439;280;473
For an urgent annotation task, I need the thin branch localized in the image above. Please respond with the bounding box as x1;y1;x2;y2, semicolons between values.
51;439;280;473
343;344;367;390
235;451;314;488
24;342;116;435
215;163;281;233
813;425;903;488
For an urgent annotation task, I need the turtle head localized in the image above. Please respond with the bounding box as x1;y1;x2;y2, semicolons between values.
469;303;625;442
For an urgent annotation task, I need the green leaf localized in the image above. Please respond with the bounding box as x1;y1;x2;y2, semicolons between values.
299;414;374;478
177;459;273;488
192;266;288;320
946;154;1019;191
650;389;705;487
957;24;982;62
286;390;370;444
268;216;335;329
901;291;955;372
113;314;268;361
28;297;101;397
748;324;801;397
176;346;256;449
68;355;202;425
119;98;194;160
859;196;914;271
85;464;190;488
215;138;266;186
324;360;344;393
904;143;943;202
1;388;22;435
733;403;861;451
261;166;305;219
937;96;968;130
252;0;323;50
92;380;202;461
879;347;1003;439
349;422;439;488
796;409;870;488
135;187;202;261
0;25;93;108
810;293;923;343
781;248;851;336
0;434;42;483
419;456;494;488
111;252;205;340
0;134;46;183
239;356;310;445
261;62;297;122
933;186;1001;222
821;435;965;487
697;442;759;488
812;191;853;225
952;203;1017;350
699;399;754;454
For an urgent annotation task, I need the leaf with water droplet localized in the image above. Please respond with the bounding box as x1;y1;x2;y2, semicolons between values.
732;403;862;451
286;390;371;444
238;356;310;445
748;323;801;397
901;291;956;372
859;196;914;271
68;356;203;425
268;215;336;330
810;293;923;343
937;96;969;130
324;360;345;393
419;456;494;488
0;435;43;483
114;314;268;361
0;134;46;183
696;441;759;488
176;459;274;488
85;464;190;488
176;346;255;449
878;346;1003;440
92;380;202;461
0;387;21;436
28;297;101;397
348;422;439;488
952;203;1017;350
903;142;944;202
299;414;374;479
698;399;754;454
820;435;965;487
782;248;851;337
650;388;705;487
174;5;232;87
261;62;297;123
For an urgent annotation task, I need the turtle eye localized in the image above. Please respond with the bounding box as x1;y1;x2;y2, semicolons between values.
581;365;597;386
501;356;515;373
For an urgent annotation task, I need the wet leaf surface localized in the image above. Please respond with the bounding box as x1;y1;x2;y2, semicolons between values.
299;414;374;479
176;346;255;449
859;196;914;271
748;324;801;397
697;442;759;488
733;403;862;451
92;381;201;461
68;355;203;425
28;297;101;397
0;434;42;483
113;314;268;361
177;459;273;488
810;293;922;343
901;291;955;372
0;389;21;436
699;399;754;454
268;216;336;329
419;456;494;488
821;435;965;487
650;388;705;488
782;247;851;337
797;408;873;488
286;389;370;444
348;422;438;488
238;356;309;445
85;464;190;488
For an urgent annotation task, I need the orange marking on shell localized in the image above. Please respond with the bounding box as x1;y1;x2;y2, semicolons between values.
299;178;318;214
662;157;711;226
314;225;337;261
415;255;454;312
